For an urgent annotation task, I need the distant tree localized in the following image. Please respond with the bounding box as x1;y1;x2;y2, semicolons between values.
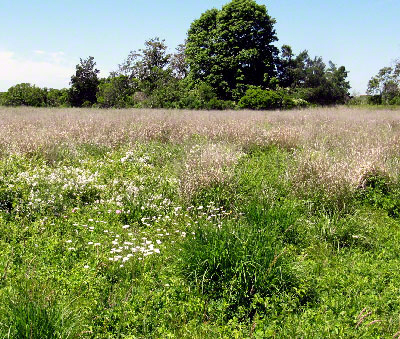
3;83;46;107
170;43;188;79
277;48;350;105
69;56;100;107
185;0;279;100
96;75;136;108
367;62;400;104
276;45;297;88
46;88;70;107
326;62;351;103
117;37;172;93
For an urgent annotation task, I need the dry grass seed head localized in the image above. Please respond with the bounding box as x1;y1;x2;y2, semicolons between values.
180;143;244;200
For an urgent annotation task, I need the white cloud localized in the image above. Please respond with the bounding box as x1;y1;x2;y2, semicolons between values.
0;50;75;91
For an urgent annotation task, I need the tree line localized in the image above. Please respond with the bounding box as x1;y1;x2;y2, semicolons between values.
0;0;351;110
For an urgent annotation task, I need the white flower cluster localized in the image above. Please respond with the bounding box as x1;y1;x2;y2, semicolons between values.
63;201;232;270
120;150;152;168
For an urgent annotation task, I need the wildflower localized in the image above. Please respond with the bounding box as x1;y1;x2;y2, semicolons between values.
84;265;89;269
116;210;122;214
122;225;130;229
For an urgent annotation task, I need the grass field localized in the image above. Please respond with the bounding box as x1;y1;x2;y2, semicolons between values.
1;106;400;338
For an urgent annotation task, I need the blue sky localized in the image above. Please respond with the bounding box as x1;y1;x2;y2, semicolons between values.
1;0;399;94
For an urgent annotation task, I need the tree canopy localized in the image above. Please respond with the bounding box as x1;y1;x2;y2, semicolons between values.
367;62;400;104
185;0;278;100
69;56;100;107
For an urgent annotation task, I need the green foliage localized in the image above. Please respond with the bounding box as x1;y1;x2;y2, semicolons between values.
186;0;278;100
177;82;235;110
238;87;282;109
46;88;70;107
117;37;173;95
277;48;350;105
2;83;47;107
179;218;295;318
238;86;309;109
97;75;136;108
346;95;368;106
0;92;6;105
69;56;100;107
367;94;383;105
1;281;79;338
357;171;400;218
367;62;400;104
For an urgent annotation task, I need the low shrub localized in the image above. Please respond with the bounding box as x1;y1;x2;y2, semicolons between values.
238;87;308;110
3;83;47;107
367;95;382;105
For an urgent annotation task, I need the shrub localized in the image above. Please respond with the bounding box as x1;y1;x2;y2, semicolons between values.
238;87;306;110
389;96;400;105
238;87;282;109
177;82;235;110
0;92;6;105
46;88;70;107
143;79;184;108
3;83;47;107
367;94;382;105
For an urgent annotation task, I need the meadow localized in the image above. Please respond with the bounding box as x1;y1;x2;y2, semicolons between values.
1;106;400;338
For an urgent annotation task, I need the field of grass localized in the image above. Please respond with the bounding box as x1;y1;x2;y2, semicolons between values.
1;106;400;338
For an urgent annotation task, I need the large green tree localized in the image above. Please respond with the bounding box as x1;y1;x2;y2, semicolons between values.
185;0;278;100
69;56;100;107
